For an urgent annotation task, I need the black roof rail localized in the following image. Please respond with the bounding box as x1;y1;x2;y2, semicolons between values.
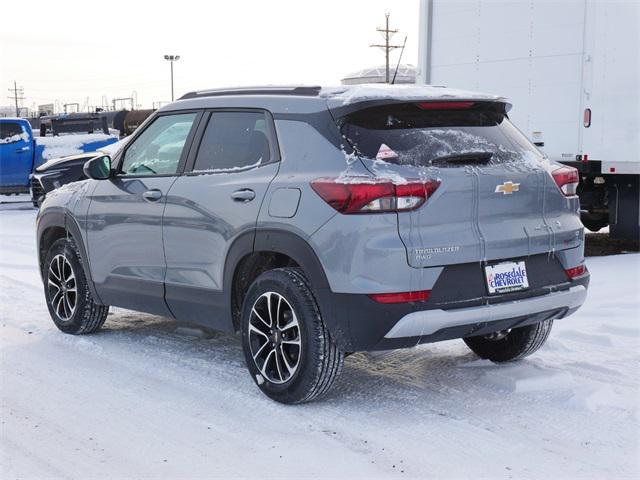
179;86;322;100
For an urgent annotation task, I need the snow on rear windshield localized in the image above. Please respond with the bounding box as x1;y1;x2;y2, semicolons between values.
339;103;542;168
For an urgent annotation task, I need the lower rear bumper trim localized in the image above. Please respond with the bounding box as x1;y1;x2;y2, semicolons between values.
384;285;587;339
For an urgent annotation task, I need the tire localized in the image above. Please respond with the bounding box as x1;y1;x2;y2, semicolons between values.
43;237;109;334
240;268;344;404
581;212;608;232
463;320;553;363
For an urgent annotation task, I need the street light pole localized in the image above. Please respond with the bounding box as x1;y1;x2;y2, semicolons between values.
164;54;181;101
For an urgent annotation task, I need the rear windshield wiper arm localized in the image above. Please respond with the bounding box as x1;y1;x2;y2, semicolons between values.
430;151;493;166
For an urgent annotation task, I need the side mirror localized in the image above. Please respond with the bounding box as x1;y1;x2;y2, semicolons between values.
83;155;112;180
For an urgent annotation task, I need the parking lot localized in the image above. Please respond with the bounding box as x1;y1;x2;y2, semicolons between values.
1;199;638;478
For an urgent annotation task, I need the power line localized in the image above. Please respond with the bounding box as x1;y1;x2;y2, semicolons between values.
7;81;25;117
370;13;404;83
391;36;408;84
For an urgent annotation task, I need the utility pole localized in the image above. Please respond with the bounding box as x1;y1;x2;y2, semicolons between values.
7;81;25;117
370;13;404;83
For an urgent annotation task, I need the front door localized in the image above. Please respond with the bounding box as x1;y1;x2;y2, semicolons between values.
85;112;199;315
0;121;33;188
163;110;280;329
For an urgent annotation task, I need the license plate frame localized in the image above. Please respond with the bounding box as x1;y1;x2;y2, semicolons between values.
484;261;529;295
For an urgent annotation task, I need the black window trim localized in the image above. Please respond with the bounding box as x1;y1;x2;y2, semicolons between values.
113;110;204;179
183;108;281;176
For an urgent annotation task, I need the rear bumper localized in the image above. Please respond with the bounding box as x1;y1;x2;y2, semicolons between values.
318;273;589;352
385;285;586;339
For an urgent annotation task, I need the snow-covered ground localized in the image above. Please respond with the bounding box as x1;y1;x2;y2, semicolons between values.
35;133;119;160
1;205;638;479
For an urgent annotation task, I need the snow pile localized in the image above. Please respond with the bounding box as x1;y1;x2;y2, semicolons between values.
475;362;576;393
321;83;504;106
36;133;118;160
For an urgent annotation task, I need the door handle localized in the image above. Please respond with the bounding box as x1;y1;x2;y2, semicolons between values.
15;146;30;153
231;189;256;202
142;189;162;202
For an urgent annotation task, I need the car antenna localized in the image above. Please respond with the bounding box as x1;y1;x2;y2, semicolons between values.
391;36;408;85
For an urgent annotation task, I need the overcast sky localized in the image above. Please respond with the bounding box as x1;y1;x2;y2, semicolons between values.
1;0;419;112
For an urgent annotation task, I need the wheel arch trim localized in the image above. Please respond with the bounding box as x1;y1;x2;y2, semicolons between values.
251;229;330;289
37;209;104;305
223;228;346;345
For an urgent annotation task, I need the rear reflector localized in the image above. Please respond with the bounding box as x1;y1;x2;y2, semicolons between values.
417;101;475;110
551;166;579;196
565;264;587;279
583;108;591;128
369;290;431;304
311;178;440;214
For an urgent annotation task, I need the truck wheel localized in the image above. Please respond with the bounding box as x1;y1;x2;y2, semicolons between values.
43;237;109;334
463;320;553;362
581;212;608;232
241;268;344;404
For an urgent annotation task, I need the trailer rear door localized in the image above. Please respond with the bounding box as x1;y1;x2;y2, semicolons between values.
580;0;640;167
424;0;587;163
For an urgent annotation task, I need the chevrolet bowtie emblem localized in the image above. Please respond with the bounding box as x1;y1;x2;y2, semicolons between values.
495;181;520;195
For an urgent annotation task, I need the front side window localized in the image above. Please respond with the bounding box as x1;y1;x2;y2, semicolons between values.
193;111;271;172
120;113;197;175
0;122;25;144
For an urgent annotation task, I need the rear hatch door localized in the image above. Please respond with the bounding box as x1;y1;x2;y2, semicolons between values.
338;101;581;268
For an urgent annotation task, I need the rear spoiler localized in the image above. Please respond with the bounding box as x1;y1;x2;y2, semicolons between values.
326;98;512;119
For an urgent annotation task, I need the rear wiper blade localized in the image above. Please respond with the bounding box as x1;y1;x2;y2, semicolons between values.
430;151;493;166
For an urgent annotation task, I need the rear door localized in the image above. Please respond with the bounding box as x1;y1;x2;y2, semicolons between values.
0;121;33;188
85;112;200;315
339;102;582;269
163;110;280;330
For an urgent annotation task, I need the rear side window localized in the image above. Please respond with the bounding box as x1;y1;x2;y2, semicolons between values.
340;103;542;167
193;111;271;172
0;122;25;144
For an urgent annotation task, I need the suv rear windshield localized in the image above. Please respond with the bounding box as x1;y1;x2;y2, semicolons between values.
339;102;541;167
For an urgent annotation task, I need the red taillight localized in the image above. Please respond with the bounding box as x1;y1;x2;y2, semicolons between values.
551;166;579;196
583;108;591;128
416;101;475;110
565;264;587;279
369;290;431;304
310;178;440;214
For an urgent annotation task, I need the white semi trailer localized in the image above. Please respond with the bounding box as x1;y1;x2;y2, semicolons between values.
418;0;639;240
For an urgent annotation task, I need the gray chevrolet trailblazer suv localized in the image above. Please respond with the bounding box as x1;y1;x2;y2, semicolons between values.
36;85;589;403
